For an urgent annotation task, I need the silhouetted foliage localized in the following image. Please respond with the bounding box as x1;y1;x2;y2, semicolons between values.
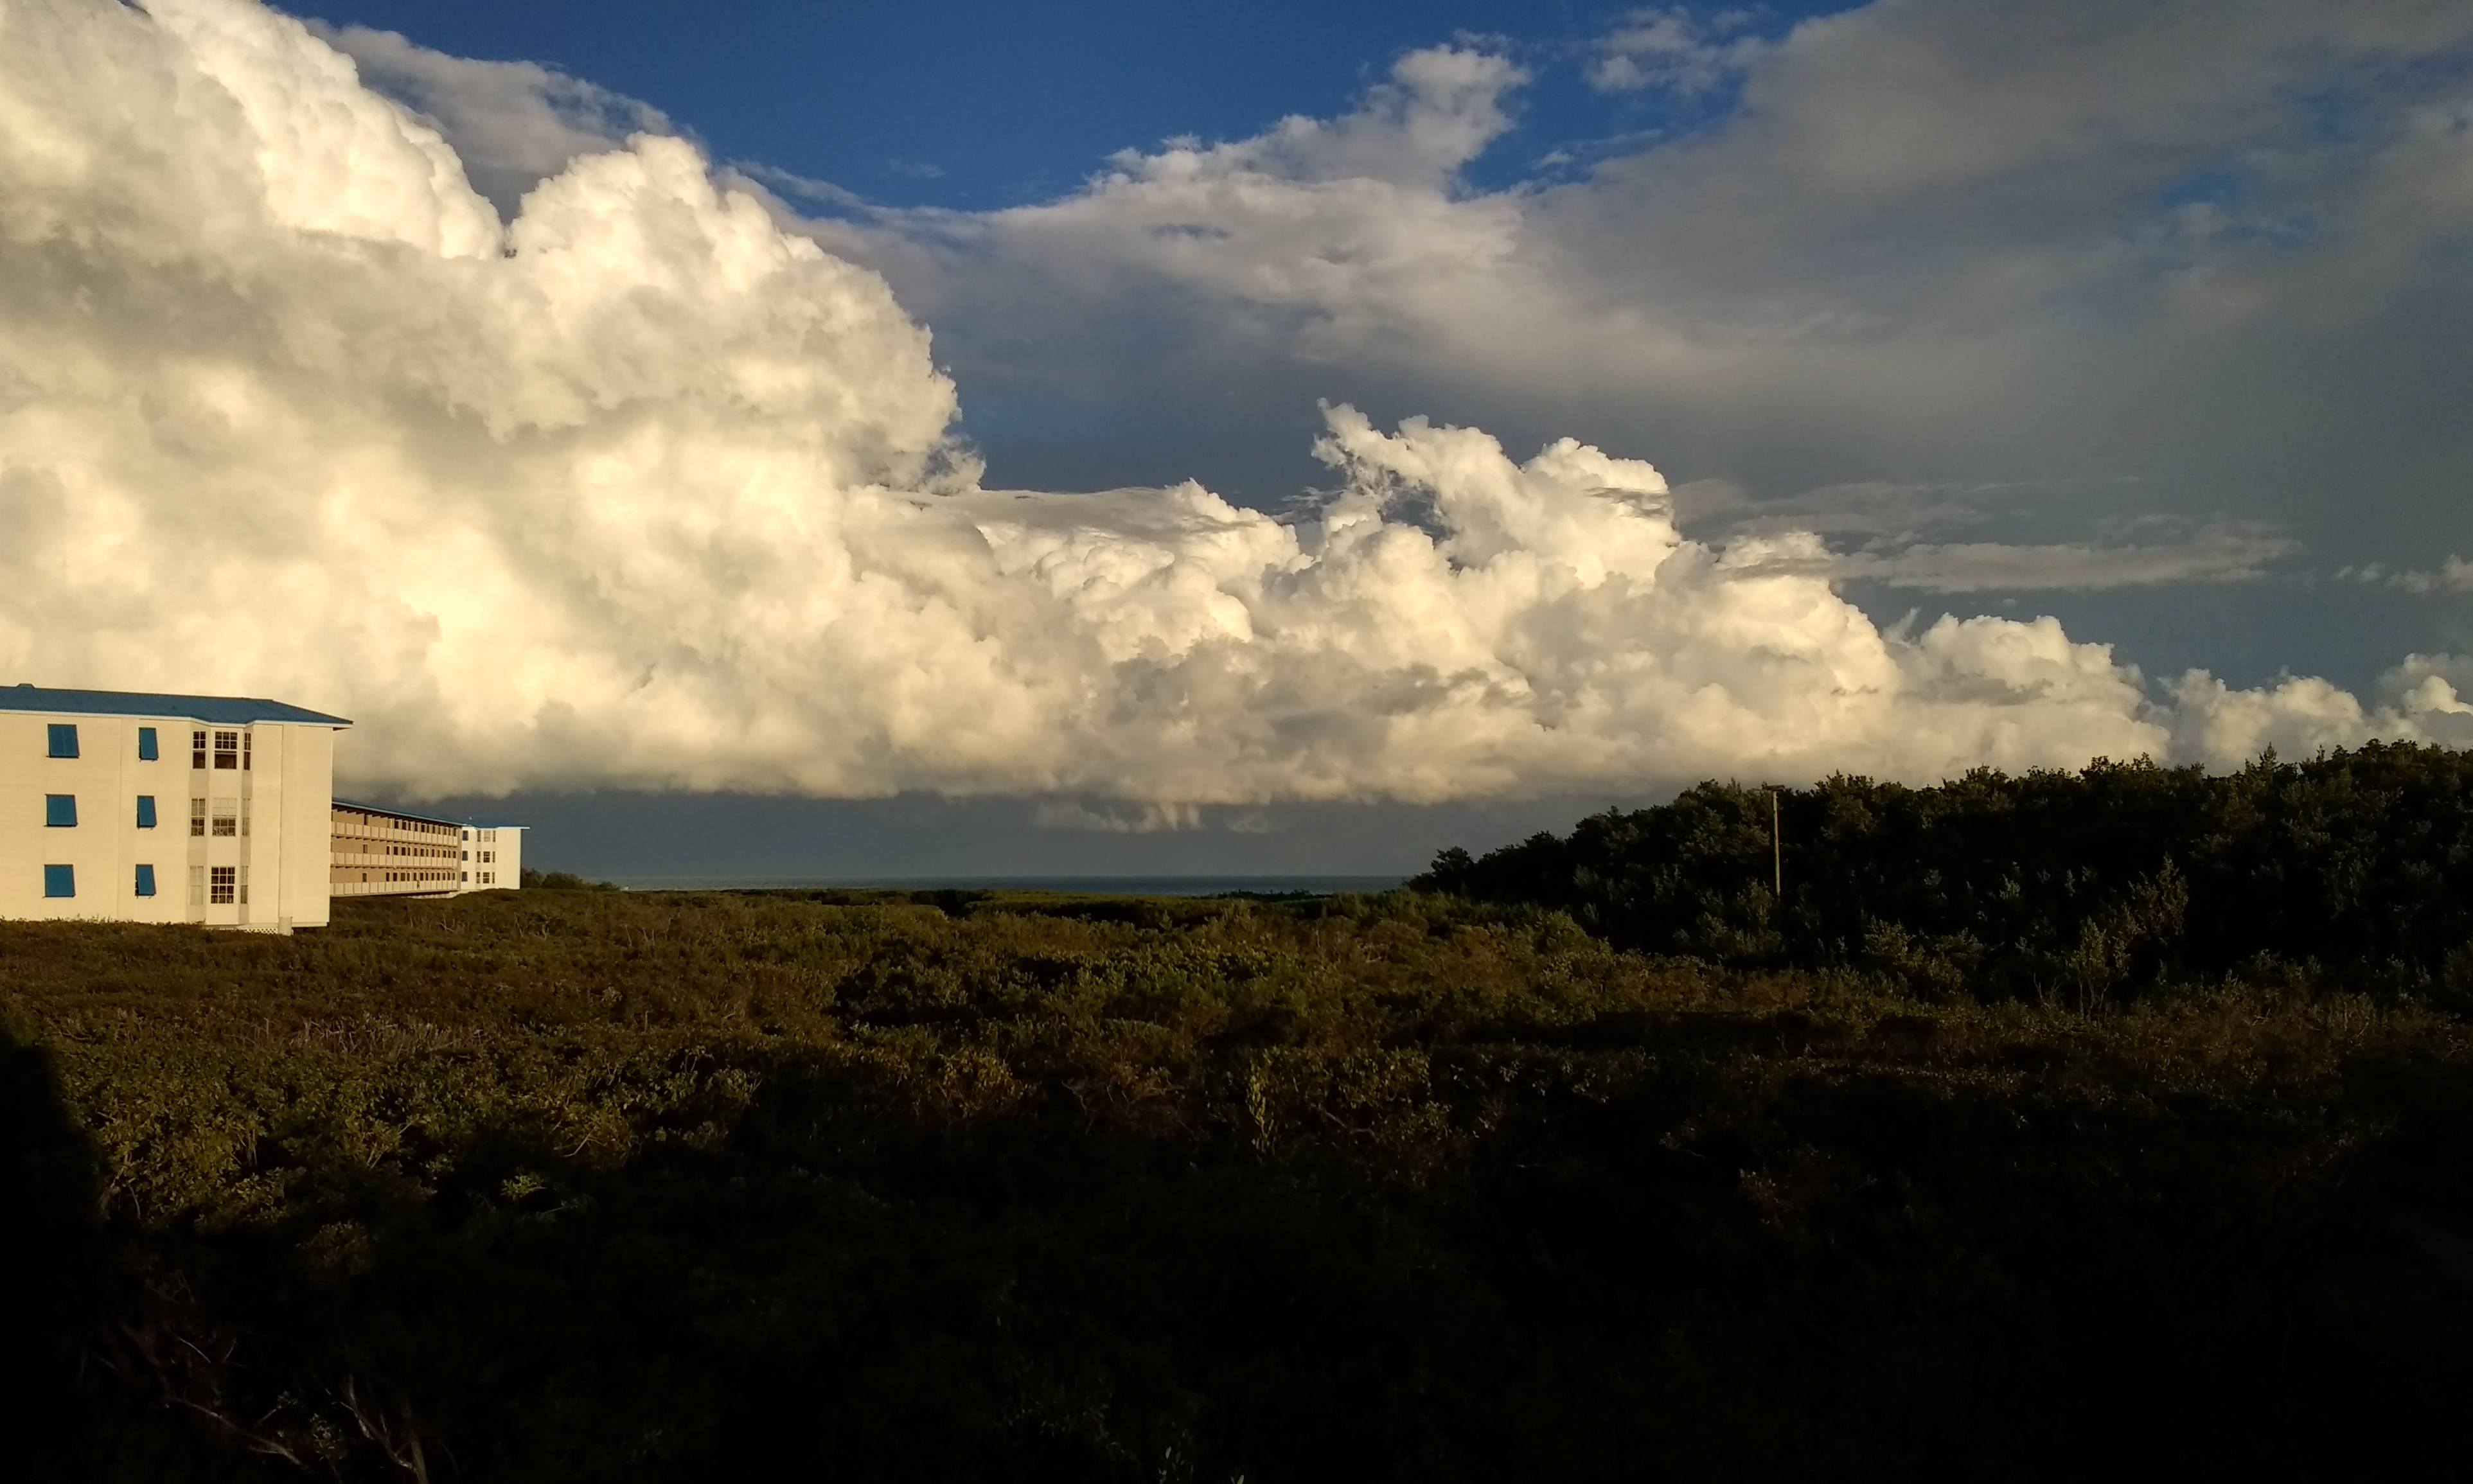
1416;743;2473;1009
0;1027;101;1480
519;869;621;891
5;879;2471;1479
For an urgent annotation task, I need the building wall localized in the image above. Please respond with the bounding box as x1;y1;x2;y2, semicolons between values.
269;726;336;930
460;826;522;891
0;712;333;930
331;804;464;897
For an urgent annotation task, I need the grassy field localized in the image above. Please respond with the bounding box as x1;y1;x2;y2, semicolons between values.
6;886;2473;1480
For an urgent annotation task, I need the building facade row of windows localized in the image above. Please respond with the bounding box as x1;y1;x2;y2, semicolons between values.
33;826;506;901
37;863;209;899
193;730;251;770
331;808;478;896
332;815;456;836
194;798;247;836
40;724;251;769
33;794;248;833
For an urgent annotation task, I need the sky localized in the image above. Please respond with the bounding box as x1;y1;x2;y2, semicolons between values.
3;0;2472;876
272;0;1773;210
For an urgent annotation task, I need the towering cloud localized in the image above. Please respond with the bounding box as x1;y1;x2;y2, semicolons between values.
0;0;2463;803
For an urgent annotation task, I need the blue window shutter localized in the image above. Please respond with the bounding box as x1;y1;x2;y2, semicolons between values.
44;794;76;828
137;796;157;829
42;864;73;898
134;864;156;897
47;723;78;758
138;727;159;761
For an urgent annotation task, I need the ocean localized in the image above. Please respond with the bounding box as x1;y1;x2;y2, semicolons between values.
603;874;1408;897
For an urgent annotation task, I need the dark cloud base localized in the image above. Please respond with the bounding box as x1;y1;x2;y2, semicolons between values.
418;791;1660;880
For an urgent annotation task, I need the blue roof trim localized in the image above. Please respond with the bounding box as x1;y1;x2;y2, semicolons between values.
0;684;351;727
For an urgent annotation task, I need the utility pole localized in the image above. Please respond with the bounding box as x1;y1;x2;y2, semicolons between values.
1771;787;1782;899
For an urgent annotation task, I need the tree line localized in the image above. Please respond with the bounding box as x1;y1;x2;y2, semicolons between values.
1414;741;2473;1010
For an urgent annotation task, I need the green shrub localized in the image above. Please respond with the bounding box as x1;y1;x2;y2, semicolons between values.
1417;745;2473;1005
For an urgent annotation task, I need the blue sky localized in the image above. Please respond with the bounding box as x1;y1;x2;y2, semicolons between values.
285;0;1846;208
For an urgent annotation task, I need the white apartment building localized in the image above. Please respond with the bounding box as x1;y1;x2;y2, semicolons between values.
0;684;350;931
332;800;524;897
461;821;522;891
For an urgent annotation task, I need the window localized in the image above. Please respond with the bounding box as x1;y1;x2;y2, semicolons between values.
190;798;207;836
209;867;235;905
189;866;204;905
240;799;251;838
211;801;236;837
242;732;252;772
213;731;240;769
44;794;76;828
138;727;159;761
46;723;78;758
137;795;157;829
192;730;207;768
135;864;156;897
43;864;73;897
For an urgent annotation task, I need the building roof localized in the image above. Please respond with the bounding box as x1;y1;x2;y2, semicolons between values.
333;800;522;832
0;684;351;727
333;799;465;829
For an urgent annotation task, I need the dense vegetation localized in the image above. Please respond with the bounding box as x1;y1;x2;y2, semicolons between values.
1417;742;2473;1008
4;836;2471;1477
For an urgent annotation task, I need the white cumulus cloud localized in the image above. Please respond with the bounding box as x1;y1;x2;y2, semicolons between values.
2337;556;2473;594
1588;8;1766;97
1;0;2466;809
